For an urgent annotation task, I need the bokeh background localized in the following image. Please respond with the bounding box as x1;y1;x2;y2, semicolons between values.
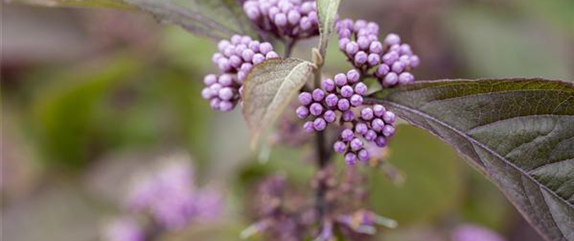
2;0;573;240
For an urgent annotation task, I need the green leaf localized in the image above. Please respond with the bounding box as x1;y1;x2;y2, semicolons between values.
316;0;341;61
367;78;574;241
242;58;315;147
122;0;255;40
6;0;134;9
8;0;256;40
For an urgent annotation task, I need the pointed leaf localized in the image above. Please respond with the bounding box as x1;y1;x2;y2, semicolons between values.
366;78;574;241
316;0;341;60
242;58;315;147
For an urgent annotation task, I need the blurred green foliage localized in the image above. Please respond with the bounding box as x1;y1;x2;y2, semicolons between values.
368;125;463;225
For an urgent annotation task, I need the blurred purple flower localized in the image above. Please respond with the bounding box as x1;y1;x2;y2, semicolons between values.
121;157;223;230
103;217;144;241
451;224;506;241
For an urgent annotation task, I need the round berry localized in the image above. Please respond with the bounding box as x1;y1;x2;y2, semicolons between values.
334;73;347;87
337;99;350;111
341;129;354;142
296;106;309;119
325;94;339;107
298;92;313;105
309;103;324;116
324;110;336;123
333;141;346;153
346;69;360;84
313;118;327;131
312;88;325;101
341;110;355;122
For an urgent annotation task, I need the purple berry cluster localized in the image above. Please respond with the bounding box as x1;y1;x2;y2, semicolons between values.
243;0;319;39
295;69;367;132
202;35;279;111
333;104;396;165
335;19;420;88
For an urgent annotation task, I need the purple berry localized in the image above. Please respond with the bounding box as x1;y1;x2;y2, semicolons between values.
339;38;350;50
375;64;390;77
384;72;399;86
364;130;377;141
410;55;420;67
324;110;336;123
382;125;395;137
391;61;405;73
400;44;412;55
354;51;368;66
242;49;255;62
345;153;357;165
374;136;387;147
201;88;213;99
334;73;347;87
346;69;360;84
354;82;368;96
341;129;354;142
367;54;381;66
303;121;314;133
372;118;385;132
384;33;401;46
296;106;309;119
361;108;374;120
325;94;339;107
210;98;221;110
358;149;370;162
259;42;273;55
350;94;363;107
369;41;383;54
309;103;324;116
248;41;260;52
312;89;325;101
340;85;354;98
322;79;336;92
252;53;266;65
382;52;399;65
219;87;234;100
274;13;288;26
313;118;327;131
337;99;350;111
383;111;396;124
342;110;354;122
357;37;370;50
350;138;363;151
218;74;233;86
204;74;217;85
355;123;368;135
287;10;301;25
298;92;313;105
334;141;346;153
266;51;280;59
219;100;234;112
398;72;414;84
345;42;359;55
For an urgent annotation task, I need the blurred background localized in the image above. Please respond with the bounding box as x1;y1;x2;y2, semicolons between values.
1;0;573;240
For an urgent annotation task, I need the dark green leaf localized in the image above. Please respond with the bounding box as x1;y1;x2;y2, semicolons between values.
8;0;256;40
242;58;315;147
367;78;574;241
316;0;341;61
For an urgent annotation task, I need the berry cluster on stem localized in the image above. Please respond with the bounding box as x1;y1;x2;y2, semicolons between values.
202;35;279;112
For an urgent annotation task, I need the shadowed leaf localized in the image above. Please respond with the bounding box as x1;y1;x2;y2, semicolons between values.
242;58;315;148
6;0;256;40
367;78;574;241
